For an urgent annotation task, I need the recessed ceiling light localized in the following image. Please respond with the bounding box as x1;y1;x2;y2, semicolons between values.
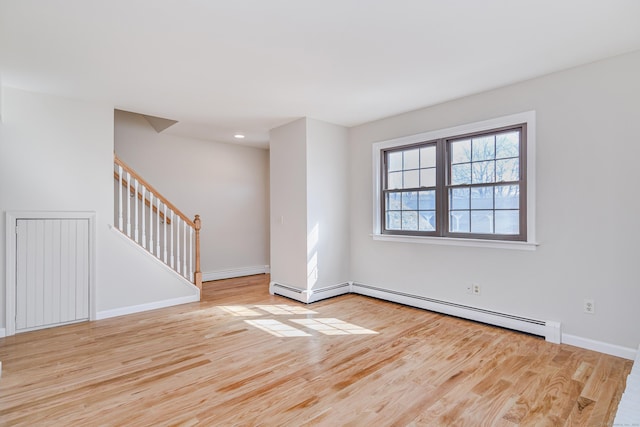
234;134;245;139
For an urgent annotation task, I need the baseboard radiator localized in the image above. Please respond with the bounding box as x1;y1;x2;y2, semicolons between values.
270;282;351;304
614;346;640;425
270;281;561;343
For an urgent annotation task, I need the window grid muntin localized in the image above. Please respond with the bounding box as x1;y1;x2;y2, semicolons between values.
382;141;438;235
445;125;526;240
447;182;521;235
382;124;526;241
384;189;437;232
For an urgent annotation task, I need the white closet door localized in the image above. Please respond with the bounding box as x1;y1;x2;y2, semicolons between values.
15;218;90;332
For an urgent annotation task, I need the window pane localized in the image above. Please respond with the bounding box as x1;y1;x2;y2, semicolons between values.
449;211;470;233
402;211;418;230
388;171;402;189
386;211;401;230
496;158;519;182
449;188;469;210
451;163;471;185
386;192;402;210
402;191;418;210
388;151;403;171
472;161;495;184
471;187;494;209
495;210;520;234
420;146;436;168
451;140;471;164
420;168;436;187
419;211;436;231
472;135;495;161
403;170;419;188
404;149;419;170
419;190;436;210
496;131;519;159
381;123;525;241
471;210;494;233
495;185;519;209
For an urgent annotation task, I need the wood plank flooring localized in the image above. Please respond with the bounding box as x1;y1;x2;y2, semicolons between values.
0;274;632;426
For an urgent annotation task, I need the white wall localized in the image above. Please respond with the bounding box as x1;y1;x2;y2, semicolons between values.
306;118;350;289
269;118;350;290
0;87;198;329
269;118;308;288
114;110;270;276
349;50;640;349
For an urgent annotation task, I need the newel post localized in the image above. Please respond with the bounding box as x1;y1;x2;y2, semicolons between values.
194;215;202;295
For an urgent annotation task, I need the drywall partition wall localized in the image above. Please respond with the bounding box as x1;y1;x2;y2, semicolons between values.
269;118;350;293
97;228;199;316
306;118;350;289
0;87;110;330
269;118;308;289
0;87;198;330
348;50;640;350
114;110;270;277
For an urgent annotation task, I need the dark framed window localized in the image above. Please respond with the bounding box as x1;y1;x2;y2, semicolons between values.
381;124;527;241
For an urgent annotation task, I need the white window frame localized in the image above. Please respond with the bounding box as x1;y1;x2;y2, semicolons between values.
372;111;537;250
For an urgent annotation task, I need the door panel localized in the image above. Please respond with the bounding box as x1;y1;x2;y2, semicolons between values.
15;219;90;332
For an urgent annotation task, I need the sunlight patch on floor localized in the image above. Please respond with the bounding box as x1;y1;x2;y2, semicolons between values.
220;305;377;337
218;304;317;317
255;305;317;315
290;318;378;335
244;319;311;337
218;306;263;316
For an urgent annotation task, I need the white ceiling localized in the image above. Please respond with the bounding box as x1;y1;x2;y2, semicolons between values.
2;0;640;149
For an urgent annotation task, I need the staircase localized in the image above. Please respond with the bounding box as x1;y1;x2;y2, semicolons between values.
614;348;640;425
113;155;202;295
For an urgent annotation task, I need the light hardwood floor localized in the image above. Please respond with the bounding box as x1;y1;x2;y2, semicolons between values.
0;275;632;426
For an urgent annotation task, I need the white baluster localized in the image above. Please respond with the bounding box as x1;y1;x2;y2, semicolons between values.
126;171;132;237
176;217;181;273
141;186;146;249
189;225;194;281
163;204;168;263
156;201;161;257
149;192;154;253
134;178;139;243
183;220;187;279
118;165;123;230
170;211;175;268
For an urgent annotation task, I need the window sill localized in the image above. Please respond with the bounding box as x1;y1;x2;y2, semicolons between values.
371;233;538;251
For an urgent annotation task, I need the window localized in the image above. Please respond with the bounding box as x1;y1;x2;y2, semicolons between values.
373;112;536;249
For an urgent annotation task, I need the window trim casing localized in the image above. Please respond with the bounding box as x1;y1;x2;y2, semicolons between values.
372;111;537;250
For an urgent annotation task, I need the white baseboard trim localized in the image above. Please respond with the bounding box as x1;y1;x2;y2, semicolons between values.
562;334;637;360
0;328;5;338
203;265;270;282
308;283;351;303
270;282;351;304
272;280;560;342
96;294;200;320
351;282;561;344
269;279;636;359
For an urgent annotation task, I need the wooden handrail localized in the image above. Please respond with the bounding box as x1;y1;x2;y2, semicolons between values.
114;154;202;296
114;155;195;228
113;171;172;225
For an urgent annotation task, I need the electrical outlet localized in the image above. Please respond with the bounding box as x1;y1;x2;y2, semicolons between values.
472;283;481;295
583;299;595;314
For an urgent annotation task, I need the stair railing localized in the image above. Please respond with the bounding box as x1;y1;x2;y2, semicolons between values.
114;155;202;293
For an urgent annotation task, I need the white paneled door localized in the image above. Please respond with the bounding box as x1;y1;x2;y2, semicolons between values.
15;218;90;332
